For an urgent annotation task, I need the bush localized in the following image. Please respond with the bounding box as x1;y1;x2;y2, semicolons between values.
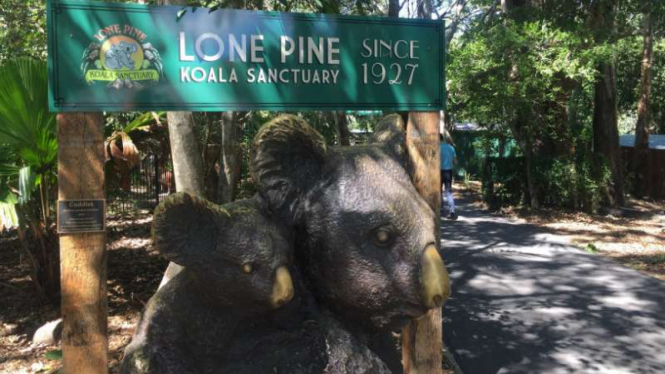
480;152;611;213
531;156;610;213
0;58;59;301
489;156;527;208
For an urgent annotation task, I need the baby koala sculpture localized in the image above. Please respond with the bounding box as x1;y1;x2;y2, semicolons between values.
121;192;295;374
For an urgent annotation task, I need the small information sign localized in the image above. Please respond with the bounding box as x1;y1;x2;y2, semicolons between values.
57;199;106;234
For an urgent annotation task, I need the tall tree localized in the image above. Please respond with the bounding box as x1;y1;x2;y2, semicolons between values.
215;0;247;204
440;0;472;142
591;0;625;206
0;0;46;63
388;0;401;17
633;6;654;197
217;111;242;203
501;0;541;208
0;59;59;300
335;111;351;146
157;0;206;288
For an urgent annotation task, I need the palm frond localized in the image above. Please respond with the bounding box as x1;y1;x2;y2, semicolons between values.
0;59;57;172
18;166;36;205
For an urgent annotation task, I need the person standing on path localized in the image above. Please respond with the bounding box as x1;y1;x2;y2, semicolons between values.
440;134;457;220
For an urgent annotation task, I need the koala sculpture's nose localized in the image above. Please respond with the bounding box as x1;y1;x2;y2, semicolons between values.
420;244;451;308
270;266;294;308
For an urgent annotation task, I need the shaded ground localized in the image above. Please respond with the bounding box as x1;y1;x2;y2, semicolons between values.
1;211;455;374
0;212;166;374
441;187;665;374
458;182;665;280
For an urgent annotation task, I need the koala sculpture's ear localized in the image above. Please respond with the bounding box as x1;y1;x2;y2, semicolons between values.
152;192;225;266
370;114;407;163
250;115;327;221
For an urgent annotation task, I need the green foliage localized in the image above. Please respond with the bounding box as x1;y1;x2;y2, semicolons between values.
448;0;665;210
449;19;596;127
44;350;63;361
652;39;665;133
0;59;57;174
0;0;46;63
175;0;383;17
105;111;165;138
483;155;522;207
585;243;599;254
0;58;59;300
234;111;340;199
478;154;611;213
0;58;56;219
533;156;610;212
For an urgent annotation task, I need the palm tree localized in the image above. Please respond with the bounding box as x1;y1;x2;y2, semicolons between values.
0;58;59;300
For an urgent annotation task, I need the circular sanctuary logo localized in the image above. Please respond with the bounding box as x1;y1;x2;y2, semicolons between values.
81;24;163;89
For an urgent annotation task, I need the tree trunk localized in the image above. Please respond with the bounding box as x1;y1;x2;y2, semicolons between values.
335;111;351;146
524;132;539;209
388;0;400;17
506;117;539;209
441;110;454;137
501;0;539;209
593;61;624;207
159;112;205;286
158;0;206;289
590;0;624;207
217;111;242;203
482;135;494;203
416;0;433;18
398;3;444;374
402;112;442;374
633;11;653;198
57;112;107;374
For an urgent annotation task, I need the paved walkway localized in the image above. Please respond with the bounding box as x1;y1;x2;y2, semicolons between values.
440;199;665;374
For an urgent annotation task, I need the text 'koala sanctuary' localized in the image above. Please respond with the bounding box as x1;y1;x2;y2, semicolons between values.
178;32;421;85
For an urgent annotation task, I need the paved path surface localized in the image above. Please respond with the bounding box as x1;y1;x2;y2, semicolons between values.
440;199;665;374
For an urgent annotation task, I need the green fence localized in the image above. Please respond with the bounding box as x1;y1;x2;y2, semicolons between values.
451;130;520;179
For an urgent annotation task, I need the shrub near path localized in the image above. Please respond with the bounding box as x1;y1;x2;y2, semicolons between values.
458;181;665;281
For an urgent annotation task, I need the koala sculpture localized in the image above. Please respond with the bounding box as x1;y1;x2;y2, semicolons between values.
122;115;451;374
105;41;137;70
121;193;295;374
250;114;451;332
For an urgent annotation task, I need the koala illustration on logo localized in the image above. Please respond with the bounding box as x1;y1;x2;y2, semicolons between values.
105;41;137;70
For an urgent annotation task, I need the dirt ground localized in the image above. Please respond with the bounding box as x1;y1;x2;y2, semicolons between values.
457;181;665;281
0;210;458;374
0;212;166;374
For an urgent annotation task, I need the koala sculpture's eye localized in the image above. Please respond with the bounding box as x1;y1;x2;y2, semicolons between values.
242;263;253;274
373;228;394;247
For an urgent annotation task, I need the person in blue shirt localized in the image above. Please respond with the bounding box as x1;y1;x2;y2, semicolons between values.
440;134;457;220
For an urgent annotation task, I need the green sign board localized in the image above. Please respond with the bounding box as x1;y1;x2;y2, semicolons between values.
47;0;445;112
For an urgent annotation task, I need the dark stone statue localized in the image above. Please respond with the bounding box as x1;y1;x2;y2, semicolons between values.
251;114;450;332
121;115;450;374
121;193;295;374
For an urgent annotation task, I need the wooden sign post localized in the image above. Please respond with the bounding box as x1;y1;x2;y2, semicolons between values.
403;112;443;374
57;112;108;374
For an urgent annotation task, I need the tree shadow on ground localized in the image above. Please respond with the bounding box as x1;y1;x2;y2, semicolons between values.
441;198;665;374
106;213;167;315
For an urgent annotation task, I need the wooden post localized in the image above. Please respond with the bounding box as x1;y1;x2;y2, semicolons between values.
402;112;442;374
57;112;108;374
